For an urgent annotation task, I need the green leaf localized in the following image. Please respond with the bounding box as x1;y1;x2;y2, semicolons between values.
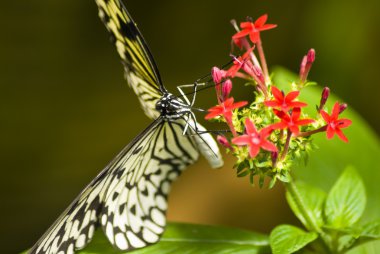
361;220;380;238
342;220;380;252
269;225;318;254
286;181;326;230
324;166;366;228
78;223;269;254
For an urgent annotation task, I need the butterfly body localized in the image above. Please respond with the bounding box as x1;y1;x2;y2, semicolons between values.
155;93;190;120
28;1;223;253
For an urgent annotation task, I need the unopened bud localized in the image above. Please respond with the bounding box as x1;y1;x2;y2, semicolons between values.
339;103;348;114
307;48;316;63
319;87;330;111
222;79;233;101
299;56;307;77
271;151;278;167
299;48;316;84
211;67;223;84
217;135;232;150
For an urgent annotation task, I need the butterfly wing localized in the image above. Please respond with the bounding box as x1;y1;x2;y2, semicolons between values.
28;118;199;253
95;0;164;119
100;118;199;251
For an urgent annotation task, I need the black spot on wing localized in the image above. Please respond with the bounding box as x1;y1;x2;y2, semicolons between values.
130;204;136;215
141;187;149;196
133;146;142;154
118;17;139;41
119;203;125;214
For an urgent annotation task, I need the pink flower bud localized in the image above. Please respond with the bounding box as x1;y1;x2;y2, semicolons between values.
339;103;348;114
299;56;307;76
299;49;316;84
307;48;316;63
211;67;223;84
271;151;278;167
319;87;330;111
222;79;233;101
217;135;232;150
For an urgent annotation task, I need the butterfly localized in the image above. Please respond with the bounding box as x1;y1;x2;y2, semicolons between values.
28;0;223;253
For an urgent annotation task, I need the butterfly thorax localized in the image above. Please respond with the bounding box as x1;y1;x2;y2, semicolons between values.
156;93;190;119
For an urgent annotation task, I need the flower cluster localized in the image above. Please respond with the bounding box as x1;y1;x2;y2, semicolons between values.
205;15;352;187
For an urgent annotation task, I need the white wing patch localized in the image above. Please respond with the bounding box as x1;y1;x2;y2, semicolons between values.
28;118;199;253
100;119;199;251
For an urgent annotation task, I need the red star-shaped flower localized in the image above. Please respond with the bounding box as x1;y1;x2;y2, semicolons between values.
271;108;315;135
264;86;307;112
320;102;352;142
205;97;248;123
232;14;277;44
232;118;277;158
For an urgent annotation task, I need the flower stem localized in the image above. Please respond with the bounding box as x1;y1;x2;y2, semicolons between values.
296;125;327;138
256;39;269;85
280;130;291;161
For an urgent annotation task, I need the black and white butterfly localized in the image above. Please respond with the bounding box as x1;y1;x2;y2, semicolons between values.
28;0;223;253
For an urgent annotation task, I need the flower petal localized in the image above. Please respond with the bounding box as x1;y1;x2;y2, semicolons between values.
331;102;340;120
230;101;248;110
261;140;278;152
326;125;335;139
232;29;250;40
289;126;300;135
245;118;258;134
205;111;222;120
289;101;308;108
273;109;290;122
271;86;284;101
285;90;300;103
296;119;315;126
335;128;349;143
291;107;301;120
240;22;253;29
337;119;352;128
320;110;331;123
254;14;268;27
259;24;277;31
249;145;260;158
269;122;287;130
231;135;251;145
264;100;281;107
249;32;260;43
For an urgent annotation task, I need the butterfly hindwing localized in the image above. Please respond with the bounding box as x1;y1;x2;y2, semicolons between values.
29;118;199;253
100;118;199;251
95;0;163;119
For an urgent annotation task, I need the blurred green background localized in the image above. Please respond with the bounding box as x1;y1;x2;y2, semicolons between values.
1;0;379;253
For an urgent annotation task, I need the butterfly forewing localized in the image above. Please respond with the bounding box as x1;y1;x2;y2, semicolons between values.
29;118;199;253
95;0;164;119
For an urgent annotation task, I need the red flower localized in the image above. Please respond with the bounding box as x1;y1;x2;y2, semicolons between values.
232;14;277;44
232;118;277;158
205;97;248;123
264;86;307;112
226;47;255;78
271;108;315;135
320;102;352;142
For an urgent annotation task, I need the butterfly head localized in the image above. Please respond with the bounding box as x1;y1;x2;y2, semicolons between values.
156;93;190;119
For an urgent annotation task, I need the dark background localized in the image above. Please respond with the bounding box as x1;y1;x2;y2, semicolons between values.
1;0;379;253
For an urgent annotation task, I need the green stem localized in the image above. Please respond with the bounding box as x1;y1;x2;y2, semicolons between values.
285;181;333;254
